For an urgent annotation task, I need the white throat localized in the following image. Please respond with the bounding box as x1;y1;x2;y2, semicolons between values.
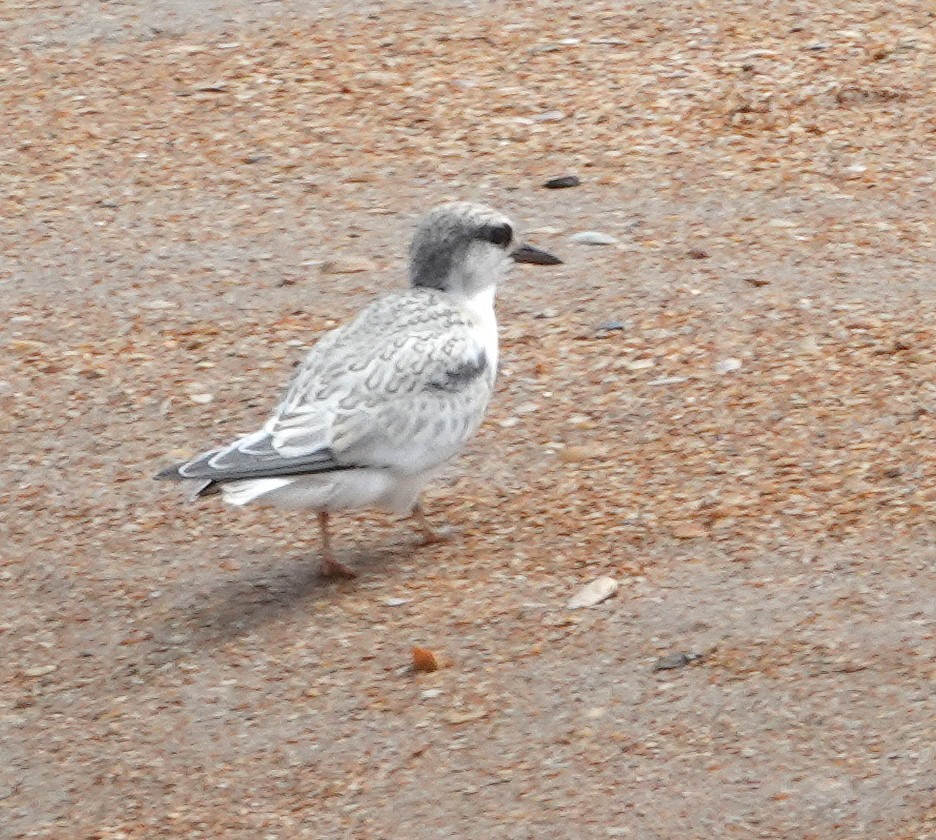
443;244;511;298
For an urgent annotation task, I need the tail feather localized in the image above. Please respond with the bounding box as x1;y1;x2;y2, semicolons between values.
219;477;293;506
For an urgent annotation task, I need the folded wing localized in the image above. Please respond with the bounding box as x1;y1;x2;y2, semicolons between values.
157;291;494;485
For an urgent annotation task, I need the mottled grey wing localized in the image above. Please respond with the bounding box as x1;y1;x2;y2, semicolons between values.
270;314;494;474
158;291;493;483
155;321;355;484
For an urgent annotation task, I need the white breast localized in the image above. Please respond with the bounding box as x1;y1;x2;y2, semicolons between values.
459;286;499;371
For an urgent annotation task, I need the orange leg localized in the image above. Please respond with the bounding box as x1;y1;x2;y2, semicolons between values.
318;511;356;578
411;502;452;546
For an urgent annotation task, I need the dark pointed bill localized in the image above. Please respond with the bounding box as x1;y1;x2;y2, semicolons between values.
510;243;563;265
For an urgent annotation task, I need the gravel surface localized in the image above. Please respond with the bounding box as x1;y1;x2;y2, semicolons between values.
2;1;935;838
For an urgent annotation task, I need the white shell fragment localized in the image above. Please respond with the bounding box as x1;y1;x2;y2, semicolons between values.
714;357;743;374
569;231;618;246
568;576;619;609
320;256;377;274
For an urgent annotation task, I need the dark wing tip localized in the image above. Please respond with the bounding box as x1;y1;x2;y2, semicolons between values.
154;463;184;481
154;444;350;485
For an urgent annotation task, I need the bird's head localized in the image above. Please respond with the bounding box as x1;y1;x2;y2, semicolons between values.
408;202;561;297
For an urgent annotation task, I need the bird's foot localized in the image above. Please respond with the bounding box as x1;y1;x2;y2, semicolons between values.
410;503;458;547
414;523;459;546
320;555;357;578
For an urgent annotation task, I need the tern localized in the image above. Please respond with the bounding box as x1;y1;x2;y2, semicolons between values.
156;202;561;576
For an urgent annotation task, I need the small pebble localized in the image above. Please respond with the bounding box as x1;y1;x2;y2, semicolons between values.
23;665;57;678
531;110;566;123
570;231;617;246
412;647;442;673
714;358;743;374
444;708;488;724
321;256;377;275
595;320;627;332
544;175;581;189
558;445;595;463
672;522;707;539
652;651;703;671
189;393;214;404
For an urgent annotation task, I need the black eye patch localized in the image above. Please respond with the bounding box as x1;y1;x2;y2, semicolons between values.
482;223;513;247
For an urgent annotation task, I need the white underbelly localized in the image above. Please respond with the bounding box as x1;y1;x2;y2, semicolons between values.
218;469;432;514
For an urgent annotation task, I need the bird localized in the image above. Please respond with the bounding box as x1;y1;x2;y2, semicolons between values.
155;202;561;577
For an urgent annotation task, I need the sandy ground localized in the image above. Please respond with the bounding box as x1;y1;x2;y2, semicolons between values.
2;1;935;837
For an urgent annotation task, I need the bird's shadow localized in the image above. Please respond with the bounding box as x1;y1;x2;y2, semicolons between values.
145;540;412;666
